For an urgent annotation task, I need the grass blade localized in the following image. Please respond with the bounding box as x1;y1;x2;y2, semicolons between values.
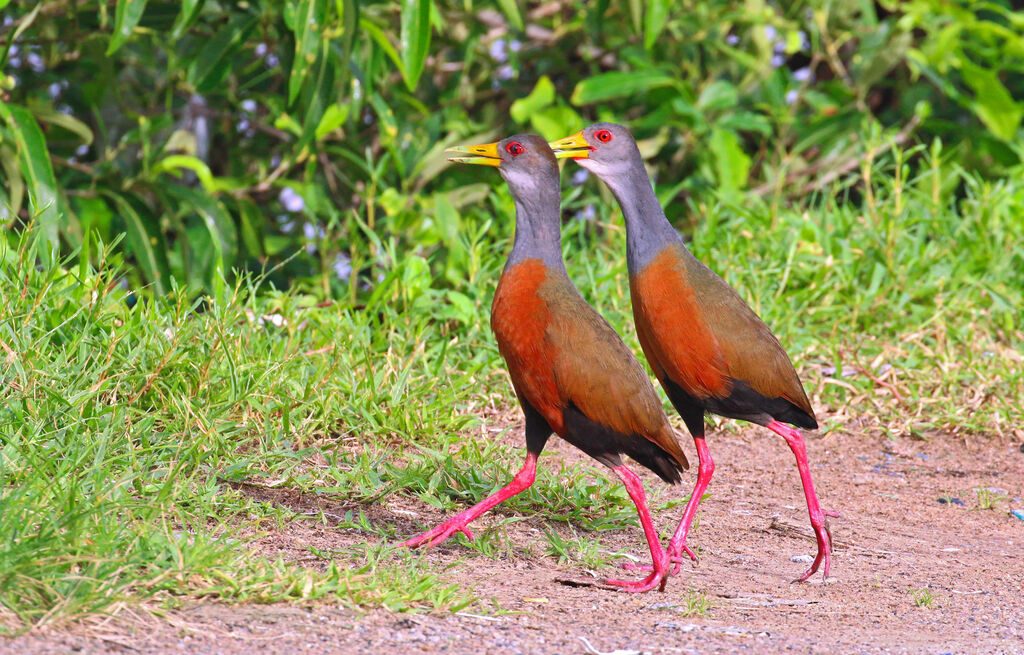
107;0;149;55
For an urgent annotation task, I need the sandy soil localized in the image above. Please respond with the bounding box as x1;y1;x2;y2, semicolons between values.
3;422;1023;654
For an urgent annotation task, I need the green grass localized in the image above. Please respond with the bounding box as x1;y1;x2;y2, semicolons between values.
909;587;937;608
1;147;1022;629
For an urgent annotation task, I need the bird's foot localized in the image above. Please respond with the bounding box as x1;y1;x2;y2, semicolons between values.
400;518;476;549
607;552;671;592
619;543;697;576
792;512;833;583
605;568;671;593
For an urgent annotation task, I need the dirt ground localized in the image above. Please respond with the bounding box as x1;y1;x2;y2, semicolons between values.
4;421;1023;654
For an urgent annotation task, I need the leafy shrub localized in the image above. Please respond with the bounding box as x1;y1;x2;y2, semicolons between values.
0;0;1022;293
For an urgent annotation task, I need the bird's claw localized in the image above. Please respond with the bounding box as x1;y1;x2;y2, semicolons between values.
619;546;695;576
792;515;833;583
401;521;476;549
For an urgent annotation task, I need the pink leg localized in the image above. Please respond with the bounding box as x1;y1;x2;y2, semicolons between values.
623;436;713;575
767;420;834;582
401;453;538;549
604;465;670;593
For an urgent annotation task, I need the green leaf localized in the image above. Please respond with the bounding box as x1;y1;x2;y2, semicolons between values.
163;184;238;275
644;0;670;50
103;191;171;294
315;103;350;140
571;71;675;105
400;0;431;91
530;105;584;142
107;0;149;55
697;80;738;111
288;0;329;105
172;0;205;39
510;76;555;124
960;61;1023;142
188;14;259;92
32;107;94;145
708;127;751;197
360;19;404;76
0;145;23;222
495;0;523;32
228;198;265;259
152;155;216;192
0;102;61;261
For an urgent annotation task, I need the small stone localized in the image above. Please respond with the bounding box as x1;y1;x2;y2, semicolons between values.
790;554;814;563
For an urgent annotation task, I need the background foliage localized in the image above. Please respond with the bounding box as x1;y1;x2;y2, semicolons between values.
1;0;1023;631
2;0;1023;295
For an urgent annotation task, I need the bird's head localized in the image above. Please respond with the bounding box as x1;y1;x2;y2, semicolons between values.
447;134;558;197
548;122;641;178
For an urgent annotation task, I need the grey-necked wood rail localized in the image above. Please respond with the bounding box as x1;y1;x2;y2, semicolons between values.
401;134;689;593
549;123;834;582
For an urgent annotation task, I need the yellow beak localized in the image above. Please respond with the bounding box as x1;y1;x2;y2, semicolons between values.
548;132;592;159
446;142;502;167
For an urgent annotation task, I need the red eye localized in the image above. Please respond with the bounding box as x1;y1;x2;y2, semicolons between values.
505;142;525;156
595;129;613;143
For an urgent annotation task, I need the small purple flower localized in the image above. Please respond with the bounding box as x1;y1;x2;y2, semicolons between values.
265;53;280;69
75;144;89;157
7;56;20;69
575;204;596;222
785;89;799;105
798;30;810;51
48;82;62;99
333;253;352;281
764;25;777;42
571;168;590;186
26;52;44;73
241;99;257;113
279;187;305;213
496;65;514;80
489;38;508;63
509;39;522;53
725;34;740;46
254;43;268;58
793;67;812;83
771;54;785;68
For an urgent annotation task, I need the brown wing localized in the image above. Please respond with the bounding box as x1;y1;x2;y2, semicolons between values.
539;277;689;472
680;245;815;420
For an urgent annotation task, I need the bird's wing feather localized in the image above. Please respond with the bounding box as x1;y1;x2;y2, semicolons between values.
540;280;689;470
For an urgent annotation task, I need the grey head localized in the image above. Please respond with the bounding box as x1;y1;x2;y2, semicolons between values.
549;123;680;270
448;133;564;269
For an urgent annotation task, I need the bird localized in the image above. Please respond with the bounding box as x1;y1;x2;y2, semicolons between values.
401;134;690;593
549;123;834;582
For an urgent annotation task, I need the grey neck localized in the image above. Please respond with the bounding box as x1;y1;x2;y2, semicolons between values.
602;160;683;272
505;175;566;273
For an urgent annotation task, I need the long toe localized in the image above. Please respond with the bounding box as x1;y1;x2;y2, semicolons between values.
401;519;475;549
793;524;832;582
605;570;668;593
621;555;687;576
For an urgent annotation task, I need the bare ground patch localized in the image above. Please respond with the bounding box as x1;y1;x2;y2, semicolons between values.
3;422;1023;654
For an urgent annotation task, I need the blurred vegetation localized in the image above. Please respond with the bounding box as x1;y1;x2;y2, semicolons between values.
1;0;1023;296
